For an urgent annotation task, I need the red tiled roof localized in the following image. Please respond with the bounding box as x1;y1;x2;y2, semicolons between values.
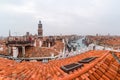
0;50;119;80
87;36;120;47
24;41;64;57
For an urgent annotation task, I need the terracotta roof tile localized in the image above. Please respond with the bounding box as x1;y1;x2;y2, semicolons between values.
0;50;119;80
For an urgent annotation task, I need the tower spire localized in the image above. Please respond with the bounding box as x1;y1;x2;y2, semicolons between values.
9;30;11;37
39;20;41;24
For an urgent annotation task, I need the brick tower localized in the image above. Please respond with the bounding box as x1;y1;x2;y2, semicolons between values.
38;20;43;38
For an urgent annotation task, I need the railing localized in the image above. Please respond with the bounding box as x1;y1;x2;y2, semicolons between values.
7;36;34;45
0;54;55;62
7;40;34;44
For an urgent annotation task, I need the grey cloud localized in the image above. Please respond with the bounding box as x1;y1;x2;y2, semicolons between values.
0;0;120;36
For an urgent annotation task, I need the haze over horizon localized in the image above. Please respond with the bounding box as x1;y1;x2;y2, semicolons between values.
0;0;120;36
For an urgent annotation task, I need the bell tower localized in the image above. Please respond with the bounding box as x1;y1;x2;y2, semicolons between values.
38;20;43;38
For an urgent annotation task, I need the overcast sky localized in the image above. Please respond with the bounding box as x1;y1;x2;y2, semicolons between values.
0;0;120;36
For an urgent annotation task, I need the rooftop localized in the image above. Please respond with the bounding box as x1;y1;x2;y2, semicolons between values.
0;50;119;80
